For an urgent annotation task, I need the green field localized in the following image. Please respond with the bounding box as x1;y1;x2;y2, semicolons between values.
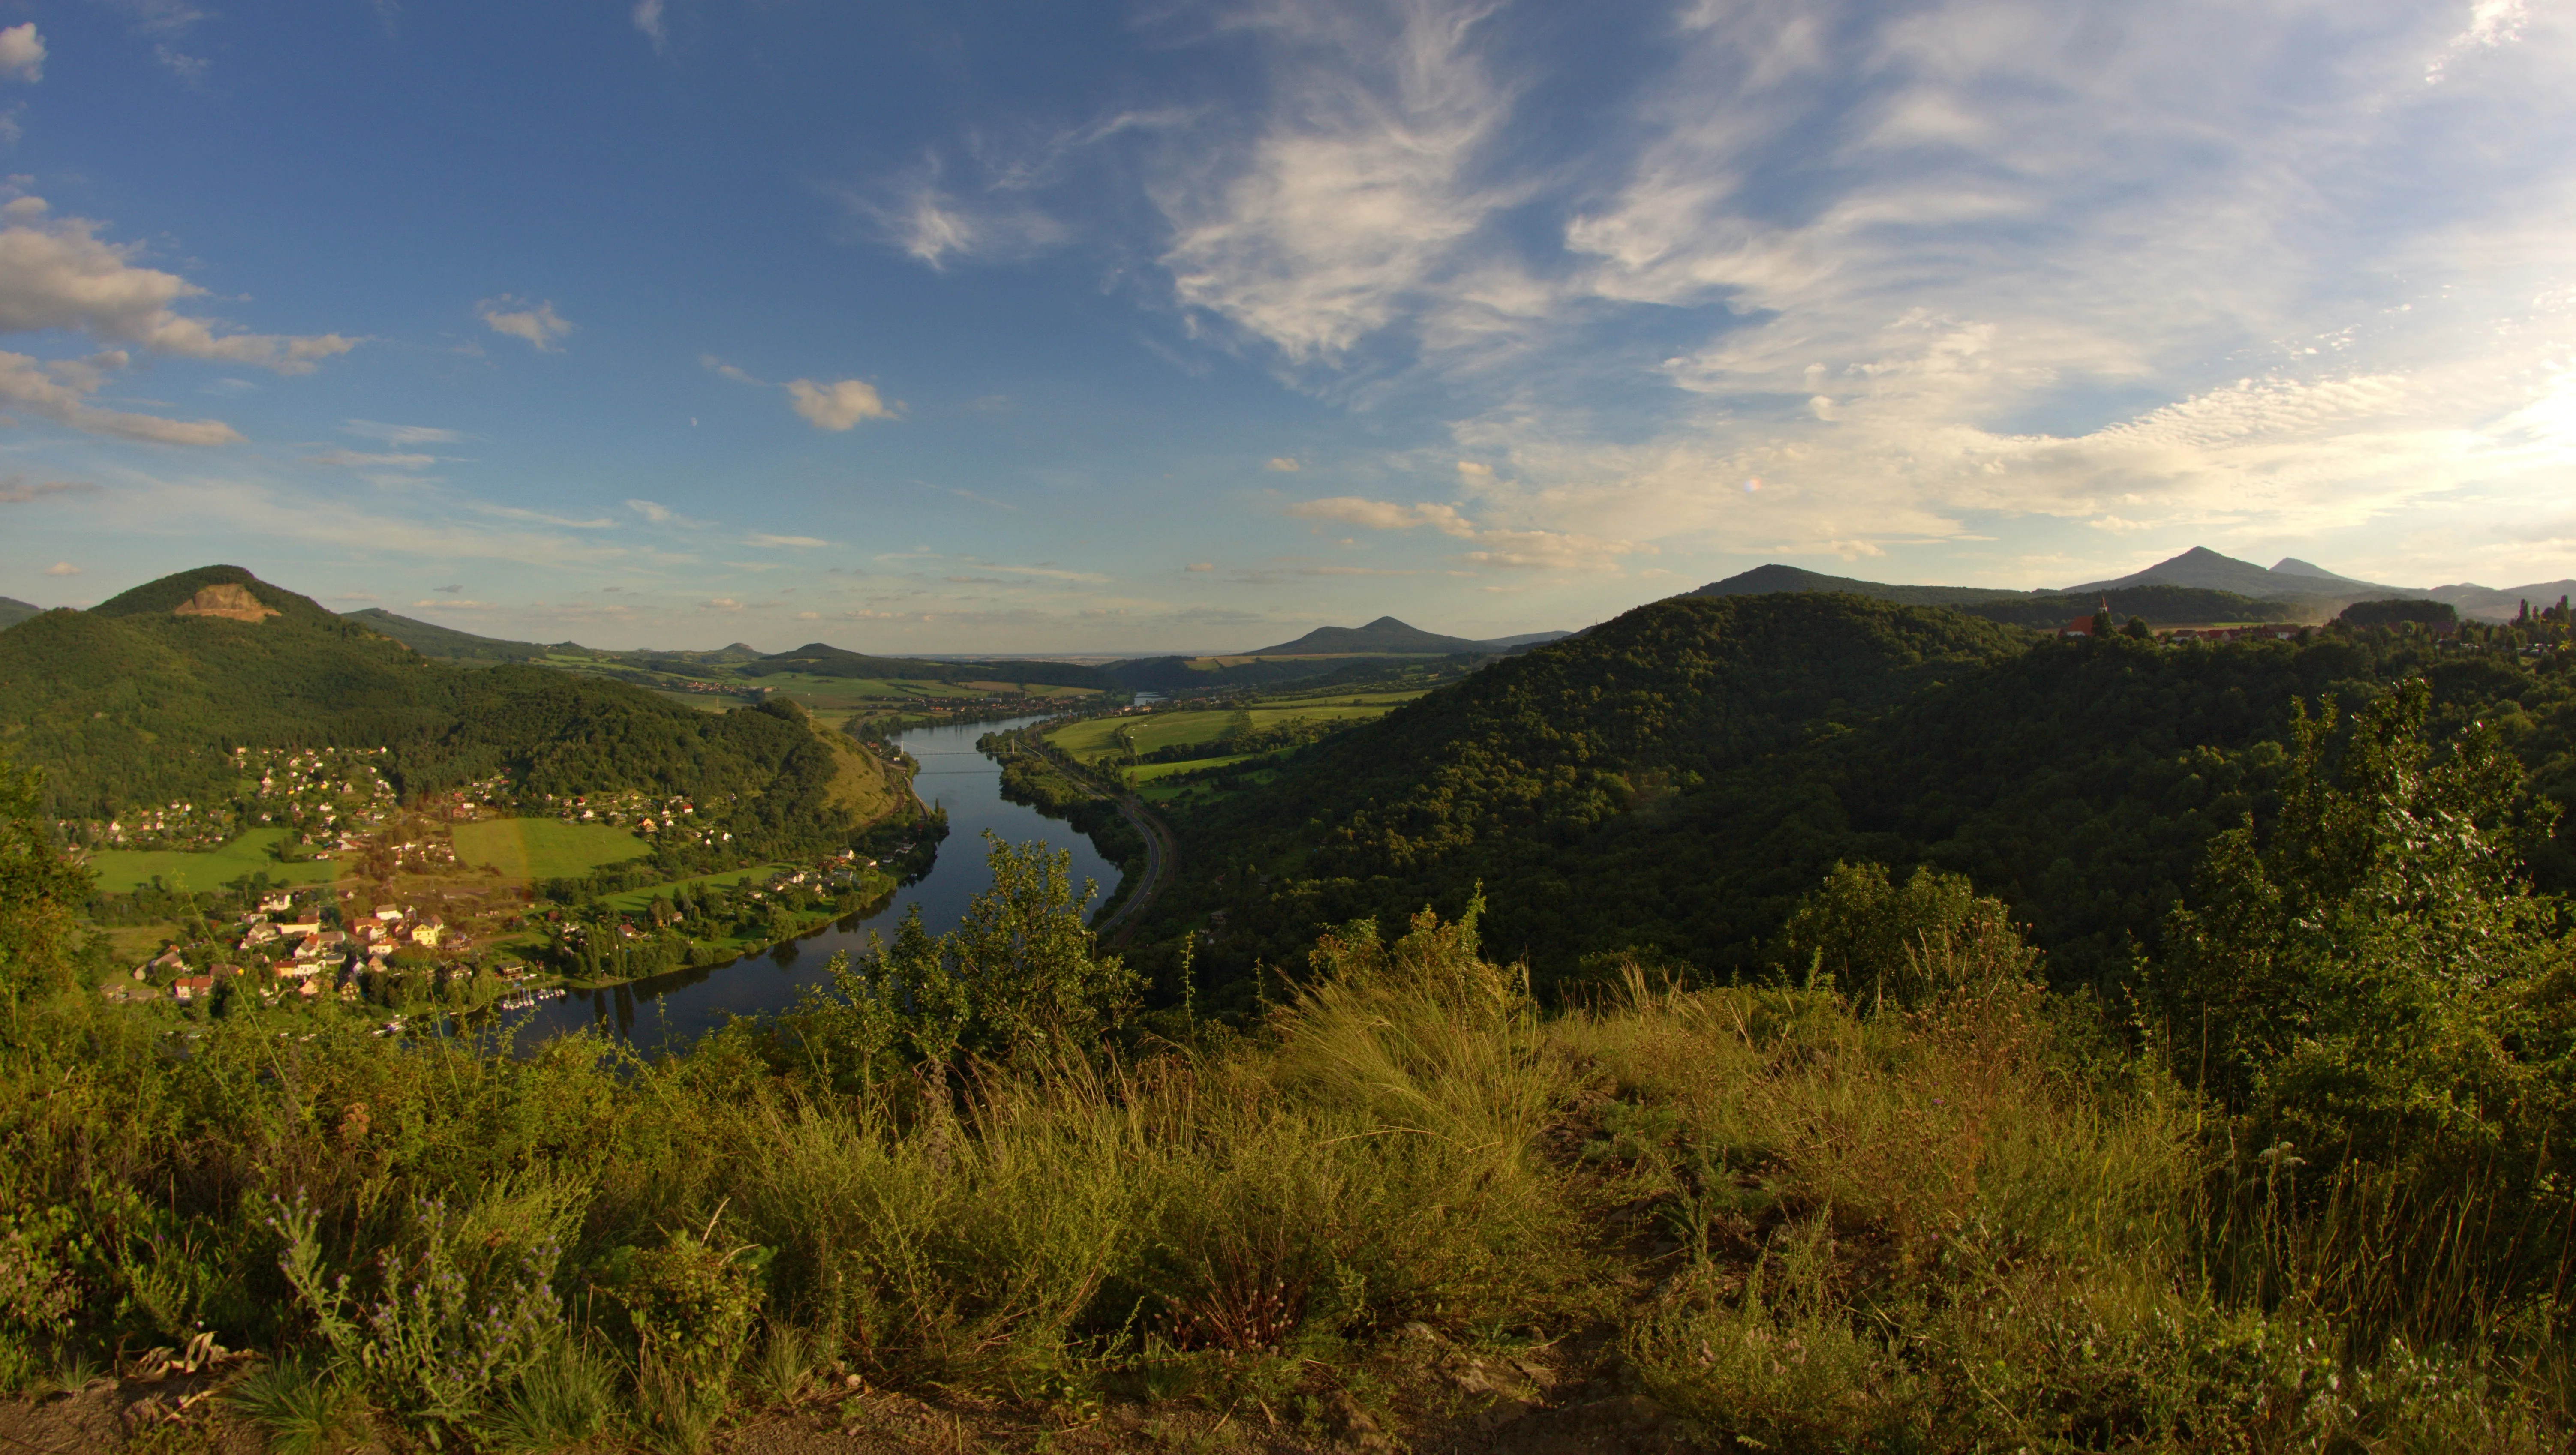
1139;767;1279;807
599;863;794;912
451;818;651;881
1130;753;1266;783
1049;697;1412;767
84;827;339;894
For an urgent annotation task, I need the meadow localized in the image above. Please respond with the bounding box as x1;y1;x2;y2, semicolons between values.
83;826;338;894
596;862;794;913
1047;693;1419;768
450;819;652;882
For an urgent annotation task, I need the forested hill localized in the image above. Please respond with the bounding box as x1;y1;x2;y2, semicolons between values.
0;595;38;630
1149;594;2026;981
341;607;565;663
0;565;900;848
751;642;1112;690
1692;567;2295;626
1150;592;2576;999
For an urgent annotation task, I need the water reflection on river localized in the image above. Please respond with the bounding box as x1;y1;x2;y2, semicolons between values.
512;714;1116;1049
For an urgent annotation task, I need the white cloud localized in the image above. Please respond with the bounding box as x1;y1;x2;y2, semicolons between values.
1286;495;1476;537
626;498;674;523
0;201;357;369
1266;456;1301;471
859;179;1068;270
0;24;46;83
786;377;897;430
1125;0;2576;577
42;560;76;575
2428;0;2528;82
343;420;462;446
1186;561;1215;571
1154;0;1520;362
632;0;667;50
707;355;901;430
99;1;209;79
0;348;240;444
309;449;436;470
746;533;832;548
477;296;574;351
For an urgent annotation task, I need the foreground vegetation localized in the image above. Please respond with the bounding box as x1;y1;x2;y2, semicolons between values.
4;654;2573;1452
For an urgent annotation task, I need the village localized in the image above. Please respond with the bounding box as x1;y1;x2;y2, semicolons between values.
98;835;902;1027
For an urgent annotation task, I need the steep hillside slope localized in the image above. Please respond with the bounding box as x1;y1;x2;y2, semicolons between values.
0;596;39;630
343;607;564;663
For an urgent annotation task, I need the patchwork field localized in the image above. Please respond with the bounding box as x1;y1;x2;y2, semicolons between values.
85;826;340;894
451;818;652;881
1047;694;1419;767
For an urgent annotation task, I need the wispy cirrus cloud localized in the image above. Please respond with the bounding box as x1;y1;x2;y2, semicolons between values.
1079;0;2576;585
0;475;93;503
343;420;463;447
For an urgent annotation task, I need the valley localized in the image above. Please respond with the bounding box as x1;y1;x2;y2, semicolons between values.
6;548;2576;1449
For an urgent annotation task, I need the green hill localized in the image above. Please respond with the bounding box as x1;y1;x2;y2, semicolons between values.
0;566;902;851
752;642;1112;690
1147;593;2028;988
1147;592;2576;998
1689;563;2032;607
1241;615;1495;656
0;596;39;631
342;607;563;663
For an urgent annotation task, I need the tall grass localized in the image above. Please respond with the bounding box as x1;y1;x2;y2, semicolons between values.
2;906;2568;1451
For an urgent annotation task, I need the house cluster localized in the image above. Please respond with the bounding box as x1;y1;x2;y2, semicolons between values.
123;891;468;1009
540;789;737;848
247;747;403;848
82;798;233;852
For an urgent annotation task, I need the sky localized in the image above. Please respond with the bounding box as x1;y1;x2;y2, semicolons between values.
0;0;2571;653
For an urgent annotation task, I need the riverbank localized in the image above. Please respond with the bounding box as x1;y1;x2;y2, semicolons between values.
508;713;1123;1044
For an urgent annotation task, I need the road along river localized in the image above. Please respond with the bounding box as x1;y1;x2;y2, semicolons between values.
512;713;1120;1048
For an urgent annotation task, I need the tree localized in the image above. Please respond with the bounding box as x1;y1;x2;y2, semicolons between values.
1773;862;2039;1012
0;753;91;1011
800;834;1141;1084
2147;681;2567;1182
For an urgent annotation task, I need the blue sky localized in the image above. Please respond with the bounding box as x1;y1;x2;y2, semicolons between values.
1;0;2571;651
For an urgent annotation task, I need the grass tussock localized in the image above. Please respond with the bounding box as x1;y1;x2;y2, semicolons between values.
4;873;2572;1450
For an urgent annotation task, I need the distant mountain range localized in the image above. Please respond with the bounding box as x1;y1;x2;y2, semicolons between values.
1694;548;2576;624
343;609;1115;690
0;596;39;630
1240;615;1563;657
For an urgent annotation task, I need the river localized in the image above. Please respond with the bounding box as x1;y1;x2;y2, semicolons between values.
512;713;1118;1049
